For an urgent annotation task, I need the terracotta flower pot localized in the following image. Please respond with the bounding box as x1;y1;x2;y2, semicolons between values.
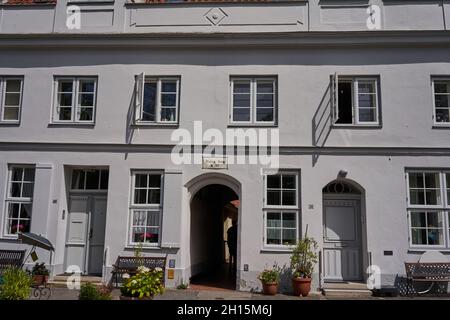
33;275;48;286
292;277;312;297
261;282;278;295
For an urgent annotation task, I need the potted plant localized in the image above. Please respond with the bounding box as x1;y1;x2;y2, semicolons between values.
31;263;50;286
290;236;318;297
120;266;164;300
258;264;281;295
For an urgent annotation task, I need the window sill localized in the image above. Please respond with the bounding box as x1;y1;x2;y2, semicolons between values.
260;247;295;253
408;248;450;253
48;123;95;128
228;123;278;128
132;123;179;128
0;121;20;126
124;245;162;250
432;125;450;129
331;124;382;129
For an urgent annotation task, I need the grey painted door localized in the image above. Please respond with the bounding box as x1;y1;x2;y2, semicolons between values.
65;194;107;275
323;198;362;281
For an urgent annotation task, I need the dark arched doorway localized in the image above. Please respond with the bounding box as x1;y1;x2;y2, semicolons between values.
189;184;239;290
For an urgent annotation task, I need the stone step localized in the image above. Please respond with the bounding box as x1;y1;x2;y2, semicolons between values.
48;275;104;288
321;282;373;298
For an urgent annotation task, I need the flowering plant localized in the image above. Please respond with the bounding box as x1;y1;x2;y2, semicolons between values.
120;267;164;298
290;236;318;278
258;264;281;284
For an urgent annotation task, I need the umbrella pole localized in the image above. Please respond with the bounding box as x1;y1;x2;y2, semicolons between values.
49;250;53;279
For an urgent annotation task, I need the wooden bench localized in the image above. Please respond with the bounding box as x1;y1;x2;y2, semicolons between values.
0;249;26;276
405;262;450;295
110;256;167;288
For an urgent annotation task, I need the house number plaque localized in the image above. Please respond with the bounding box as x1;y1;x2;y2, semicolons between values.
202;156;228;169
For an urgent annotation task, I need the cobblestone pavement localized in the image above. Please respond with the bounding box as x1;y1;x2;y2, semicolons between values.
29;287;450;300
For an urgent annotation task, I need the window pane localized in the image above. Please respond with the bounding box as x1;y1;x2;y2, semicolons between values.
434;82;450;94
161;93;176;107
424;173;440;189
411;212;426;228
256;94;273;108
145;227;159;243
282;191;296;206
282;212;296;228
257;82;274;94
59;107;72;121
79;93;94;107
22;183;34;198
79;108;93;121
10;182;21;198
282;229;296;245
85;170;100;189
6;80;21;92
148;175;161;188
425;190;439;205
59;81;73;92
267;212;281;227
133;211;146;226
71;170;85;189
147;190;161;204
282;175;296;189
133;227;145;243
160;108;177;122
358;81;375;94
143;82;156;121
435;95;449;108
59;93;73;107
435;108;450;123
11;168;23;181
146;211;160;227
134;189;147;204
9;219;30;234
427;212;442;228
8;203;20;219
4;93;20;106
135;174;148;188
233;94;250;107
80;81;95;93
100;170;109;190
161;81;177;93
233;82;250;94
256;108;273;122
20;203;32;220
267;175;281;188
427;229;443;245
410;190;425;205
267;190;281;206
358;108;376;122
409;173;424;188
233;108;250;122
412;228;427;245
23;168;35;182
267;228;281;245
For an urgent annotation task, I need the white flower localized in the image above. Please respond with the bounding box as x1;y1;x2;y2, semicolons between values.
122;273;130;279
155;267;162;272
131;280;137;284
137;266;150;273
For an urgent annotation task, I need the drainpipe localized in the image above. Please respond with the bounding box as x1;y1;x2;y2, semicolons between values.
318;250;322;291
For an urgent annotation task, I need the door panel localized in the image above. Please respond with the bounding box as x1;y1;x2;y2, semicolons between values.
66;196;89;273
323;199;362;281
87;196;107;275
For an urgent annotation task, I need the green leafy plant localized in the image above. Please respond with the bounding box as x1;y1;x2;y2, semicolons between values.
290;236;318;279
177;283;188;290
0;267;33;300
258;264;281;284
120;266;164;299
31;263;50;276
134;242;144;267
79;283;112;300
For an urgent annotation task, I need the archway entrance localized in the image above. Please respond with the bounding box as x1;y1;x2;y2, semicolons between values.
322;180;364;282
189;184;239;290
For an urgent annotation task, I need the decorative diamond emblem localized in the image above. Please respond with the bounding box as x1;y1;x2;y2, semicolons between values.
205;8;228;26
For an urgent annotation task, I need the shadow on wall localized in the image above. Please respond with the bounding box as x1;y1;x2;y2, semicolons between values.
125;88;136;159
311;82;332;167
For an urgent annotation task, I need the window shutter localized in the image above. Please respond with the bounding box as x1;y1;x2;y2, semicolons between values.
330;73;339;124
134;73;145;122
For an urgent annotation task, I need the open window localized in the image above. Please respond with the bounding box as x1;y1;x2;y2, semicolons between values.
134;73;180;124
331;75;380;126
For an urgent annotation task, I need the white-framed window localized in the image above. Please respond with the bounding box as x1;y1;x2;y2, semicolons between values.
3;165;35;236
230;77;277;125
134;74;180;124
0;77;23;123
263;171;299;247
331;75;380;126
53;77;97;123
406;170;450;248
432;78;450;124
129;171;163;246
70;169;109;191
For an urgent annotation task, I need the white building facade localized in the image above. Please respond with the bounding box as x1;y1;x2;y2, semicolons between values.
1;0;450;293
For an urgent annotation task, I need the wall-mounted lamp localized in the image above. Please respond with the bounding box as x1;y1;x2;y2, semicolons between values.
338;169;348;178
